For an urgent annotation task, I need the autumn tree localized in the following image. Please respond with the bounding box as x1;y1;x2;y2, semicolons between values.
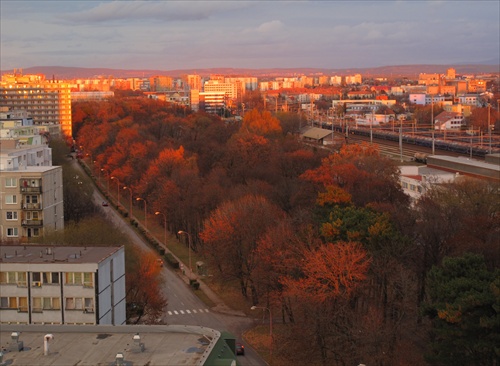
279;242;371;365
126;248;167;324
301;142;408;210
241;108;282;137
200;195;284;304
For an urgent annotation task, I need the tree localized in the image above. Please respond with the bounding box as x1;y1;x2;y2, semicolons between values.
241;108;282;137
126;248;168;324
282;241;370;303
422;253;500;366
200;194;285;304
301;142;408;209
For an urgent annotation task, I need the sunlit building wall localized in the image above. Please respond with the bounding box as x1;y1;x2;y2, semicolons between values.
0;72;72;138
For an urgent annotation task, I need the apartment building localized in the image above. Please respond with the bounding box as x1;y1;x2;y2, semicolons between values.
0;245;126;325
0;71;72;138
0;110;64;240
203;80;238;99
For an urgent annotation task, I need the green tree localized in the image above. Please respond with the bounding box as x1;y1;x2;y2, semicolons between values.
422;253;500;366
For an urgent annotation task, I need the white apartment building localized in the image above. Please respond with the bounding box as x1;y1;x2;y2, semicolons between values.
399;164;456;203
0;245;126;325
203;80;238;99
0;110;64;240
409;94;446;106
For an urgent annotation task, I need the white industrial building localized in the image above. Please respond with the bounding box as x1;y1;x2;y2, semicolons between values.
0;245;126;326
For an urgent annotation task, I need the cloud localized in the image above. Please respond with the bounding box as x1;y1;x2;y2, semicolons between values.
256;20;284;33
61;0;245;24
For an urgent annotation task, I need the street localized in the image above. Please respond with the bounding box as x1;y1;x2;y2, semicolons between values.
74;159;266;365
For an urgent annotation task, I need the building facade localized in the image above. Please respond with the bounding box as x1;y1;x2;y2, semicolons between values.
0;71;72;138
0;245;126;326
0;110;64;240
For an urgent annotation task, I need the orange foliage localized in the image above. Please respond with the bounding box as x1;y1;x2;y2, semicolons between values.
241;108;282;136
126;249;167;323
282;241;370;303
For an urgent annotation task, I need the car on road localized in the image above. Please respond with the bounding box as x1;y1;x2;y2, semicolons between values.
102;201;109;207
236;343;245;355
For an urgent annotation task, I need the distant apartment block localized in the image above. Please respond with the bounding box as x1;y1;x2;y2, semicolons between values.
203;80;238;99
185;74;202;91
0;245;126;325
345;74;362;85
0;71;72;138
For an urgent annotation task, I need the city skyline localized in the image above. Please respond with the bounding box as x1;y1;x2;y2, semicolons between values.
1;1;499;72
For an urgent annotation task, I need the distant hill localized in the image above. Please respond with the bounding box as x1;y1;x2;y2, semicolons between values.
1;64;499;79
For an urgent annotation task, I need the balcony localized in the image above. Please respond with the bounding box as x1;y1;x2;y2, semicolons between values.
21;186;42;193
22;203;42;210
22;220;43;227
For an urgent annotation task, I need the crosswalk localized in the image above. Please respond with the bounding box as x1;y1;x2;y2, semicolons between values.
166;308;210;316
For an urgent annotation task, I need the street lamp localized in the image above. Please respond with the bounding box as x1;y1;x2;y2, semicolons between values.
123;186;133;219
100;168;109;193
177;230;192;274
136;197;147;231
155;211;167;247
110;177;120;206
251;305;273;362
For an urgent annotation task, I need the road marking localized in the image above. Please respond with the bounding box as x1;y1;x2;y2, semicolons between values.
166;309;210;315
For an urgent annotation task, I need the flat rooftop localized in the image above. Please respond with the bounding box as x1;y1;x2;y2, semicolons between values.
0;245;122;265
0;324;222;366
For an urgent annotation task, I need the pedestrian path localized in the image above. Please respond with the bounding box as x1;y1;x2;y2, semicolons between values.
166;308;210;316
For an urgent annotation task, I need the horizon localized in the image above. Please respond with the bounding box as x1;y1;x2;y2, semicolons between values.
1;1;499;71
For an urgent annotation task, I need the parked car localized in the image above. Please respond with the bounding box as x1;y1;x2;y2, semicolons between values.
236;343;245;356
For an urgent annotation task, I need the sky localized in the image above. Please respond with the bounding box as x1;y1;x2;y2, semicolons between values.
1;0;499;71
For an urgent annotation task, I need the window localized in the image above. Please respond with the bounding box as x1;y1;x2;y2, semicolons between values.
43;297;60;310
5;195;17;204
84;298;94;313
6;228;18;237
32;297;42;312
65;272;91;285
32;272;42;286
5;178;17;187
18;297;28;312
6;211;18;220
0;297;22;309
83;273;93;287
42;272;59;284
65;297;84;310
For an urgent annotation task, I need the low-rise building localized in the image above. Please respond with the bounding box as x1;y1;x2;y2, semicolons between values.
0;245;126;326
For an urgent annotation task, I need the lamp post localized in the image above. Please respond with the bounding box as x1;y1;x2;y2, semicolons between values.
136;197;147;231
251;305;273;362
488;103;492;154
100;169;109;194
155;211;167;247
123;186;133;220
110;177;120;206
177;230;192;274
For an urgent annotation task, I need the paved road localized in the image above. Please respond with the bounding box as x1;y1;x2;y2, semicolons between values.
75;160;266;365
